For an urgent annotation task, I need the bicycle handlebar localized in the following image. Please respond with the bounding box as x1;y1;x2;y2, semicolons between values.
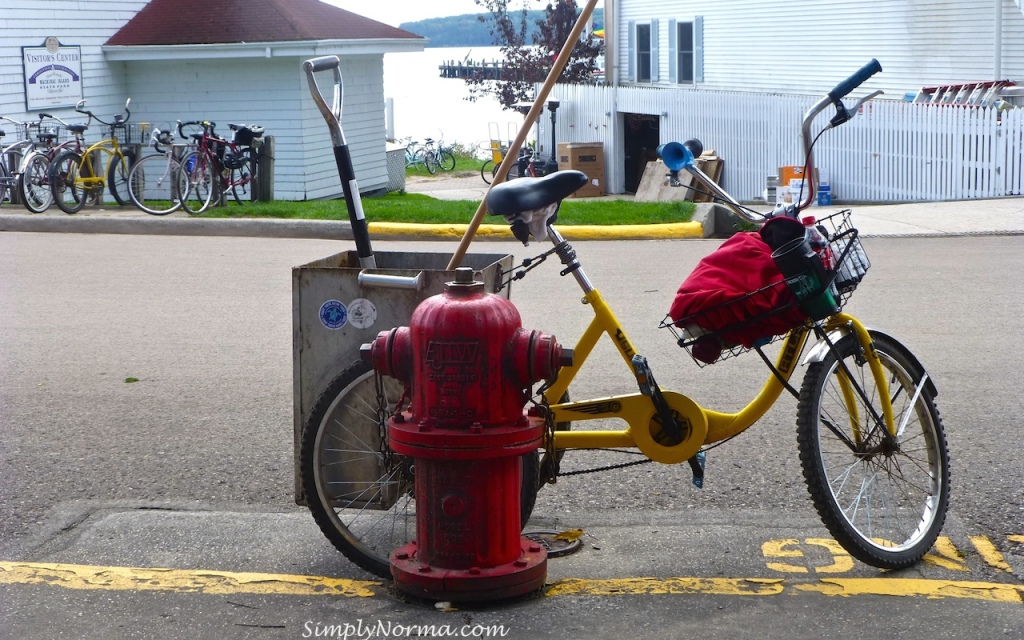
75;98;132;128
828;59;882;104
658;60;884;219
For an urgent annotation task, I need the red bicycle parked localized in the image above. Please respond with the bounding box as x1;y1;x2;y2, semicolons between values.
177;120;263;214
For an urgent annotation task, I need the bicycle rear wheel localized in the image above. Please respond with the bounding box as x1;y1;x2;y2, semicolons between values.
106;149;136;206
481;159;494;184
19;152;53;213
301;360;541;579
180;150;216;215
128;152;185;216
50;151;85;214
228;151;254;204
796;331;949;569
438;150;456;172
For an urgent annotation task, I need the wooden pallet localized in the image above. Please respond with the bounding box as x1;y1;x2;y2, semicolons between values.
691;152;723;203
634;151;723;203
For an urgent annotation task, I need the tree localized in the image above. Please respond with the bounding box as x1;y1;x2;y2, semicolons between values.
467;0;602;109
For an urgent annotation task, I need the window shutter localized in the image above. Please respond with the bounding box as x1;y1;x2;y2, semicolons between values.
694;16;704;83
628;20;636;83
650;18;659;82
668;19;677;83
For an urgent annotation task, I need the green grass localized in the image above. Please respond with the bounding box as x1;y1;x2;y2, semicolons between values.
197;192;694;225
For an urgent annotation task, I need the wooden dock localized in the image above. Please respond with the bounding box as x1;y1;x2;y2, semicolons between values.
439;59;507;80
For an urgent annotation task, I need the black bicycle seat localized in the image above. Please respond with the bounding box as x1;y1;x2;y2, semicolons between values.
67;124;88;134
487;170;589;216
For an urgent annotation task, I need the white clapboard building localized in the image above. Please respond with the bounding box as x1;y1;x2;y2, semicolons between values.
1;0;425;200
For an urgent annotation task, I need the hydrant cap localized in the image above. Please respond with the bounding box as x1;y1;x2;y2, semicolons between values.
445;266;484;294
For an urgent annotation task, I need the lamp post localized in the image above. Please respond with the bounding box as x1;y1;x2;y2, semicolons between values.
544;100;560;174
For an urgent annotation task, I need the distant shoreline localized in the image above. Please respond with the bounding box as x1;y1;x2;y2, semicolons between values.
398;8;603;48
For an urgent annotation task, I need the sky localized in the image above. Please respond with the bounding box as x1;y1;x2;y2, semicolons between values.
322;0;497;28
322;1;595;29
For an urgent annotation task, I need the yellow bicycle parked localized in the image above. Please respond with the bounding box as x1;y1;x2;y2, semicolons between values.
300;60;950;579
49;99;139;214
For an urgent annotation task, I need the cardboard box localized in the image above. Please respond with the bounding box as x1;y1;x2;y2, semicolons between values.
570;169;605;198
558;142;604;171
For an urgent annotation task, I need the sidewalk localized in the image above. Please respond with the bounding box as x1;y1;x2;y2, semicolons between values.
1;173;1021;239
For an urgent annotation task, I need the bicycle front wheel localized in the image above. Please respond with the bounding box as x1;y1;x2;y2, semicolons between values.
180;151;216;215
19;153;54;213
301;360;541;579
106;149;135;206
423;150;439;175
128;152;185;216
0;162;9;208
50;151;85;214
480;159;494;184
796;331;950;569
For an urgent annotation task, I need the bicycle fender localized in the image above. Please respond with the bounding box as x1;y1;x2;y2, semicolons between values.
802;327;938;397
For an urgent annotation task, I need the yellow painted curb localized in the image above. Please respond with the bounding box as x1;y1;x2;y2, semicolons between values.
368;221;705;240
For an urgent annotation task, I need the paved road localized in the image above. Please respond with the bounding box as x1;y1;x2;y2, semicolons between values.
1;232;1022;639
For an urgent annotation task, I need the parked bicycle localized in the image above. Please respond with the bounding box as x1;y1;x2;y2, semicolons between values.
482;145;548;184
49;99;138;214
429;138;457;173
17;113;89;213
0;116;37;208
126;127;191;216
300;60;950;580
404;139;431;171
178;120;263;214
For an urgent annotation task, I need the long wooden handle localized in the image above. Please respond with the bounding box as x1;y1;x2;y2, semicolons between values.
447;0;600;270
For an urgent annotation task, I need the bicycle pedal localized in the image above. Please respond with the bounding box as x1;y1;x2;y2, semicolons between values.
631;354;655;396
689;451;706;489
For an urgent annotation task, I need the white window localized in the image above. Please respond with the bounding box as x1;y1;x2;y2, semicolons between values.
669;17;703;84
628;20;659;83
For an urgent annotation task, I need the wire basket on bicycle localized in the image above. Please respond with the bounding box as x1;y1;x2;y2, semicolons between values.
661;209;870;366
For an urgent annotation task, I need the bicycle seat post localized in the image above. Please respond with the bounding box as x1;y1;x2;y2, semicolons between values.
547;225;595;294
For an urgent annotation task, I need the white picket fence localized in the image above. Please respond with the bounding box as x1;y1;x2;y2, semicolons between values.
543;84;1024;202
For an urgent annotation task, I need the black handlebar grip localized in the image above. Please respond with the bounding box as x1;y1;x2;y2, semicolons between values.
303;56;340;73
828;59;882;102
683;139;703;159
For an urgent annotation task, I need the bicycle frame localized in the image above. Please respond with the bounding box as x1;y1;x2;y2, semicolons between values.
539;228;897;464
538;69;900;462
73;138;126;192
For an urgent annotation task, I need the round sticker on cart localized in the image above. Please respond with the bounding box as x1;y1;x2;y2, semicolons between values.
319;300;348;330
347;298;377;329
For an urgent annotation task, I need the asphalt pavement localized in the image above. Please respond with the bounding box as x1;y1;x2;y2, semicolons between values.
1;185;1023;639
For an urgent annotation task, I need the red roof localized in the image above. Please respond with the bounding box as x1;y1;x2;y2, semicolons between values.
106;0;422;46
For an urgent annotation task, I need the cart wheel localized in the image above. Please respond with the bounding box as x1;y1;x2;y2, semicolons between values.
301;360;542;579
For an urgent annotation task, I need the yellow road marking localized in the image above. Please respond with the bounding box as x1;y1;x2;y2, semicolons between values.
546;577;786;596
797;578;1024;604
970;536;1015;573
2;562;1022;604
0;562;379;597
923;537;969;571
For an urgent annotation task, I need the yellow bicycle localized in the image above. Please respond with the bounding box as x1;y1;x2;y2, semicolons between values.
50;99;139;214
301;60;950;579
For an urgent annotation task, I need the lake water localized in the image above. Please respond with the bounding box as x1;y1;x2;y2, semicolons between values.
384;46;529;153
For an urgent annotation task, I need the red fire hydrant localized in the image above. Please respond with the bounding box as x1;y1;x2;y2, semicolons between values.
362;267;570;601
